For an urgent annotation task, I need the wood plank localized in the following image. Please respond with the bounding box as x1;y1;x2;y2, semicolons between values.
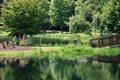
90;35;120;48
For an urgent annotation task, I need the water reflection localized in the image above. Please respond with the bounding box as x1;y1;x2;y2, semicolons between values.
0;57;120;80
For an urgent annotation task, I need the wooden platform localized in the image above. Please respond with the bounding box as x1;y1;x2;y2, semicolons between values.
90;35;120;48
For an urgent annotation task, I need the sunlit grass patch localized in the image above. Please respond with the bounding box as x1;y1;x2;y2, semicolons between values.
0;47;61;57
94;47;120;56
0;45;120;60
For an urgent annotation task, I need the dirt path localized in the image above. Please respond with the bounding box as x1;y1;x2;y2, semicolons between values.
0;43;33;51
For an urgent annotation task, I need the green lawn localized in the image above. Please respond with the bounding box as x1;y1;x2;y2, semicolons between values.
0;45;120;60
0;31;120;60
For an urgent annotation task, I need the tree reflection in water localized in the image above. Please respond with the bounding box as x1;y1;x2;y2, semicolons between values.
0;58;120;80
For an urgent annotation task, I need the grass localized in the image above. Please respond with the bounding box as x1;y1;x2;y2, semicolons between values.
0;31;120;60
0;31;93;46
94;47;120;56
0;44;120;60
28;33;91;46
0;47;60;58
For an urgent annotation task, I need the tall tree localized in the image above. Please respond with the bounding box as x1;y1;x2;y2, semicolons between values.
69;14;90;34
2;0;42;38
39;0;50;32
91;12;101;34
49;0;74;32
68;0;91;34
101;0;120;34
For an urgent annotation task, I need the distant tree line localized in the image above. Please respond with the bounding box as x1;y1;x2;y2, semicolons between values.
1;0;120;37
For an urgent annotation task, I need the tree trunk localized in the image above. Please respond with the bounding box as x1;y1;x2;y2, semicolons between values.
61;26;63;33
16;35;19;45
16;34;23;46
2;41;6;49
6;39;10;47
12;41;15;48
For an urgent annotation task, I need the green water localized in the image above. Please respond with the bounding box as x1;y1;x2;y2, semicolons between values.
0;58;120;80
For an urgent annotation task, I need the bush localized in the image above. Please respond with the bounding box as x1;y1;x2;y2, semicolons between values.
0;35;7;42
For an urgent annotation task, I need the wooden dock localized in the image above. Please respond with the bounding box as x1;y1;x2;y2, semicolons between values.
90;35;120;48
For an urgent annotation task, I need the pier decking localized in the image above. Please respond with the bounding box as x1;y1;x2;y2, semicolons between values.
90;35;120;48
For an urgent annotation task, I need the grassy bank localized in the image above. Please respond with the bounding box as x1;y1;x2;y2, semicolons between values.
0;32;91;46
0;45;120;60
0;31;120;60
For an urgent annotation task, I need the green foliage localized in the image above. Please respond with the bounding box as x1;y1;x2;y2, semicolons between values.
38;0;50;32
101;0;120;34
2;0;42;36
75;0;93;22
1;0;119;36
68;0;93;34
0;30;4;34
94;47;120;56
27;32;90;46
75;0;120;35
0;34;7;42
19;39;28;46
49;0;74;32
91;12;102;33
69;15;91;34
74;0;108;35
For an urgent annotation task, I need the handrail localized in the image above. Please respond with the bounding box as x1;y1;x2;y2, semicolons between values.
90;35;120;48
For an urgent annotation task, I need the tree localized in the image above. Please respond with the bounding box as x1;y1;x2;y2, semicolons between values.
69;15;90;34
39;0;50;33
68;0;91;34
91;12;101;34
101;0;120;34
49;0;74;32
2;0;42;38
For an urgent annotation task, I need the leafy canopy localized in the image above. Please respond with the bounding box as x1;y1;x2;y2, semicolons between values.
101;0;120;34
49;0;74;32
2;0;42;36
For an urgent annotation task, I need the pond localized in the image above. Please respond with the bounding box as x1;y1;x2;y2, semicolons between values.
0;57;120;80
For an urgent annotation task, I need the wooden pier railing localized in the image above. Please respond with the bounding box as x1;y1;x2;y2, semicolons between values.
90;35;120;48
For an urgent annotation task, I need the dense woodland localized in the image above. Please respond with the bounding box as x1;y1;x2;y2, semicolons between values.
0;0;120;37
